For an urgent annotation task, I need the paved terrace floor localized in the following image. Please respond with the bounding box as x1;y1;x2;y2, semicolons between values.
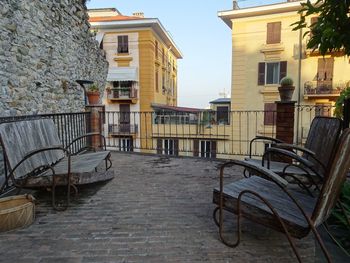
0;152;337;263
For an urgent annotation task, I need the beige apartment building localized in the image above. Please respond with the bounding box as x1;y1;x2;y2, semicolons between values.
218;0;349;111
88;8;182;152
218;0;350;143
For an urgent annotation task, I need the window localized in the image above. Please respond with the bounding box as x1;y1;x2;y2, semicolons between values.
112;81;133;98
156;138;178;156
258;61;287;85
266;62;280;84
310;17;319;38
264;103;277;125
155;71;159;92
155;40;158;58
193;140;217;158
162;74;165;94
162;48;165;64
164;139;174;155
267;22;281;44
119;138;133;152
216;106;229;125
199;140;217;158
117;35;128;53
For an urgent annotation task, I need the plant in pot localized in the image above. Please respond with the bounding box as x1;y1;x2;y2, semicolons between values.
278;76;295;102
87;84;100;105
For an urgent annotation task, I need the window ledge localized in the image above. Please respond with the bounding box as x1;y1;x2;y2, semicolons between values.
260;43;285;53
260;85;279;95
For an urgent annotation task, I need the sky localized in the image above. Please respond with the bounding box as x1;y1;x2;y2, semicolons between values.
87;0;283;108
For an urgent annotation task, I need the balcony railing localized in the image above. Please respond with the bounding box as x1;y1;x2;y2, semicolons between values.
108;124;138;135
304;81;349;96
107;88;138;100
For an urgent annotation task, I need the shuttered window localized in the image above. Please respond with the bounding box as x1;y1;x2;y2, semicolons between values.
264;103;277;125
257;61;287;85
258;62;265;85
155;71;159;92
267;22;281;44
118;35;129;53
155;40;158;58
310;17;319;38
317;58;334;90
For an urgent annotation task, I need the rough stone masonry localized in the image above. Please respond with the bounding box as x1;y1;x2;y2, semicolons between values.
0;0;108;178
0;0;108;116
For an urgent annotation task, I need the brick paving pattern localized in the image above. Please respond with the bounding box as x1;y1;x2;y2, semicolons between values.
0;153;316;262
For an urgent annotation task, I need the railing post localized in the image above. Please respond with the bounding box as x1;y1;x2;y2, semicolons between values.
85;105;105;149
275;101;296;144
343;98;350;129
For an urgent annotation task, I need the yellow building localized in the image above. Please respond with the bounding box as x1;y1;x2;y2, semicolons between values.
88;8;182;152
218;0;350;144
218;0;350;111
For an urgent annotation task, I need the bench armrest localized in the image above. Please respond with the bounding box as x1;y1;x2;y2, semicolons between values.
263;147;323;182
66;132;107;152
249;136;284;158
10;146;70;185
274;143;316;157
219;159;289;188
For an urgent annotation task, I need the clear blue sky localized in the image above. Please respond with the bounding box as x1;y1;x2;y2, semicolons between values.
87;0;283;108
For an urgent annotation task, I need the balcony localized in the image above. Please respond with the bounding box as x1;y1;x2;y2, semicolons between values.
303;80;349;100
108;123;138;136
107;88;138;104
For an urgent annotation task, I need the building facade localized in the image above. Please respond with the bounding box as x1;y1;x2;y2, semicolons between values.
218;0;350;142
88;8;182;152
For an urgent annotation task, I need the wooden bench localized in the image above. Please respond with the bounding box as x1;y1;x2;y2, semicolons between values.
0;118;114;210
213;128;350;262
245;116;342;186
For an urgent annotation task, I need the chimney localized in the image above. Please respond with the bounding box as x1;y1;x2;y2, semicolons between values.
132;12;144;18
232;0;240;10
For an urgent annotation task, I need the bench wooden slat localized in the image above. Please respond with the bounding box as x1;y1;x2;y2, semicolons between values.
213;176;316;237
0;119;64;178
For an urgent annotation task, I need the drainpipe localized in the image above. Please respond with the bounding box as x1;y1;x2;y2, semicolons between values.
296;15;303;144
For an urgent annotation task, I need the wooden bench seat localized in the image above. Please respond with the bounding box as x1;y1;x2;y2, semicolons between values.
213;176;316;237
0;118;114;209
213;129;350;262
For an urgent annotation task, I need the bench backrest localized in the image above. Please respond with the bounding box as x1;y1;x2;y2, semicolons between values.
0;119;64;178
312;128;350;225
304;116;342;174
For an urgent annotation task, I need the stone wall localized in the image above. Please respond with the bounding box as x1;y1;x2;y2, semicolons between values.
0;0;108;116
0;0;108;183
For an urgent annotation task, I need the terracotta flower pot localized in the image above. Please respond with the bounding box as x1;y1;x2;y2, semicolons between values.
87;91;100;105
278;85;295;101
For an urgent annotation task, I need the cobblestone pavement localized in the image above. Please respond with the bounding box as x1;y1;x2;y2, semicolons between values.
0;153;317;263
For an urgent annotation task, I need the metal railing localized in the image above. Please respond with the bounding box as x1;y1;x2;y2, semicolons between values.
109;124;138;134
304;80;349;96
101;105;336;158
107;88;138;100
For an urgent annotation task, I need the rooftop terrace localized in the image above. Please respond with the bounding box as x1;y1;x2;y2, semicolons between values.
1;152;344;263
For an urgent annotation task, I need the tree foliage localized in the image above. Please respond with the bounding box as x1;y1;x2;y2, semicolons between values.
292;0;350;56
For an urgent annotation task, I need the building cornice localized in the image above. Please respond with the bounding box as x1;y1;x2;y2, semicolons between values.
218;1;316;28
90;18;183;59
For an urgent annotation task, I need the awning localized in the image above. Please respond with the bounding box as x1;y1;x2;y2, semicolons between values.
95;32;105;45
107;67;138;81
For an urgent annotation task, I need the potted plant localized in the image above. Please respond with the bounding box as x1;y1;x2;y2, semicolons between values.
278;76;295;101
87;84;100;105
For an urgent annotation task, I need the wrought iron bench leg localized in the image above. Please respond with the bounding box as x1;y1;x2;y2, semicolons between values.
217;190;303;262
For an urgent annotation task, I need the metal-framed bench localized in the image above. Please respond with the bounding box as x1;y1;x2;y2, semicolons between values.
245;116;342;186
213;128;350;262
0;118;114;210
